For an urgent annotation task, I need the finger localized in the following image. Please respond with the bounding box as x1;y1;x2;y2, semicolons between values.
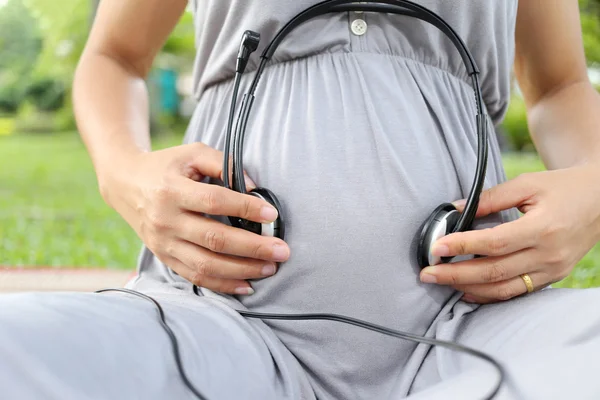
452;271;545;302
185;144;258;192
177;177;279;223
174;239;278;280
420;249;534;286
430;215;540;258
244;172;257;190
185;143;226;181
164;255;255;295
178;214;290;262
452;174;537;217
460;293;494;304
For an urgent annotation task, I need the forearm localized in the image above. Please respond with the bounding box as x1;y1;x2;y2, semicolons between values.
73;51;151;194
526;80;600;170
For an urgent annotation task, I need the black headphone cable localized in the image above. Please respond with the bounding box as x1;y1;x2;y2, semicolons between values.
222;71;242;190
95;287;506;400
95;288;208;400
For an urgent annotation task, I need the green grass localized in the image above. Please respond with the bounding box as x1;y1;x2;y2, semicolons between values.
0;132;182;270
0;133;598;288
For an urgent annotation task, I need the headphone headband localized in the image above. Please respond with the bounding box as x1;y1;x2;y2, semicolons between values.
228;0;490;234
259;0;478;81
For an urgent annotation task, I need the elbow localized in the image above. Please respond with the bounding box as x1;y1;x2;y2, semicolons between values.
72;45;150;107
515;57;591;110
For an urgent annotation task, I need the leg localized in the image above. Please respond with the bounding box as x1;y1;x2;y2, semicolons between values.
409;288;600;399
0;290;313;400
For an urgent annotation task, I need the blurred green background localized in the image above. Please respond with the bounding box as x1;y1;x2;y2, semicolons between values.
1;0;600;289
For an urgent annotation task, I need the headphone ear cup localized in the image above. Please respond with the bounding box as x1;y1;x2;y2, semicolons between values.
416;203;460;268
251;187;285;240
229;187;285;240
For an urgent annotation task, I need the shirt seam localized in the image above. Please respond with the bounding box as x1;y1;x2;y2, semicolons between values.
201;50;474;96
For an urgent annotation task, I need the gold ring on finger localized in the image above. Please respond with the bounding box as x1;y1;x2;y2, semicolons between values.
520;273;534;294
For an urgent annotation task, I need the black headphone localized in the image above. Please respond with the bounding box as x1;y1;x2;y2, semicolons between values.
223;0;490;269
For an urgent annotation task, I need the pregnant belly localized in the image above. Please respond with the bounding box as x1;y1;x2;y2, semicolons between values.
188;52;503;398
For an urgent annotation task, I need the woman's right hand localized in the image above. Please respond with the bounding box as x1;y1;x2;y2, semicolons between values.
99;142;290;295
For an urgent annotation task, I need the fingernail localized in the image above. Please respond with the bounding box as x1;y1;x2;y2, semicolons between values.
235;286;255;295
261;264;277;276
244;173;256;190
260;206;278;222
431;244;450;257
452;199;466;209
420;272;437;284
272;243;289;262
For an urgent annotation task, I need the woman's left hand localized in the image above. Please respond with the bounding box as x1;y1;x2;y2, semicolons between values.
419;163;600;304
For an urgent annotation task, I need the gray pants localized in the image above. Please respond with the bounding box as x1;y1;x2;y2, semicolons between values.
1;284;600;399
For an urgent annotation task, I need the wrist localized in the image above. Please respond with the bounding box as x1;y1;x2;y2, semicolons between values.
95;146;147;208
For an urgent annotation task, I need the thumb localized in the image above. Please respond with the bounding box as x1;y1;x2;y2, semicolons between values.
452;175;536;217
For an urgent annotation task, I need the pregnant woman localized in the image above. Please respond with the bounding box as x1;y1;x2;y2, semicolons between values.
2;1;600;399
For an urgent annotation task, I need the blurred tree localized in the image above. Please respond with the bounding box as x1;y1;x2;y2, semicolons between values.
26;78;65;111
20;0;195;86
581;0;600;64
0;0;42;113
3;0;90;130
23;0;90;84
